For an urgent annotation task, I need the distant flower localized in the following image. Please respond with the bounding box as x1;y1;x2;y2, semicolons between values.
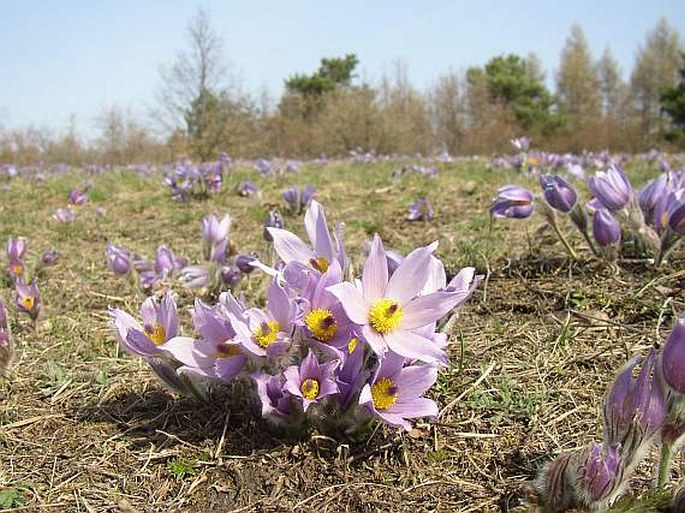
407;198;433;221
68;188;88;205
284;350;339;411
282;185;315;214
236;181;257;197
588;165;633;211
263;210;284;242
14;278;40;321
53;207;75;223
6;237;28;262
179;265;210;289
105;244;132;275
490;185;535;219
41;249;58;266
220;265;241;287
359;352;438;431
235;254;257;274
0;300;12;370
511;136;530;151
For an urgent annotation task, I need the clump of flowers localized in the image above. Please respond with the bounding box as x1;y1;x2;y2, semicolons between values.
282;185;315;215
105;211;254;297
491;150;684;266
111;200;481;437
536;314;685;512
407;198;434;221
162;154;229;200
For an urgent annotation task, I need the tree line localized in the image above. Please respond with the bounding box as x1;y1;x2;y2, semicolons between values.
1;11;683;165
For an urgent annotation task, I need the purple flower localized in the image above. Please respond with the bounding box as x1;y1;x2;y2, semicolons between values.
282;185;315;213
0;300;12;370
253;373;293;418
14;278;40;321
490;185;535;219
6;237;27;262
328;235;468;364
359;352;438;431
41;249;58;266
110;292;178;359
237;181;257;197
68;188;88;205
639;174;669;221
407;198;433;221
593;209;621;247
578;443;624;505
263;210;284;242
662;316;685;394
667;197;685;235
228;279;296;358
53;206;75;223
105;244;132;275
220;265;241;287
160;299;246;381
588;165;633;211
510;136;530;151
202;212;231;261
284;350;339;411
539;175;577;213
268;200;345;275
179;265;210;289
235;254;256;274
603;348;665;465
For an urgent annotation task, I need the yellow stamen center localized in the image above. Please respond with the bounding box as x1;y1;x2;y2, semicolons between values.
304;309;337;341
300;378;320;400
144;323;166;346
371;377;399;410
253;320;280;348
216;342;241;358
347;337;359;354
368;298;404;334
528;156;539;166
309;257;330;273
21;296;34;311
11;264;23;276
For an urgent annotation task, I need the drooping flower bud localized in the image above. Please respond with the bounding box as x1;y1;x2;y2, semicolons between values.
539;175;577;213
593;208;621;247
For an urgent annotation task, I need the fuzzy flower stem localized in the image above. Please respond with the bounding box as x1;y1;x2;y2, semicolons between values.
550;222;578;259
658;441;673;488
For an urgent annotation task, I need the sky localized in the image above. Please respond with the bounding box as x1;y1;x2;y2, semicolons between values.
1;0;683;139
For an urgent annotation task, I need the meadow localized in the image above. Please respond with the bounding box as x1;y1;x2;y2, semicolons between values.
0;154;682;512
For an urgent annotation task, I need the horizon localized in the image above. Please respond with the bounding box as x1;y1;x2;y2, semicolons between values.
1;1;683;140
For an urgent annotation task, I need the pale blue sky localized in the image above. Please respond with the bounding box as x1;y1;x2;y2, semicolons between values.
1;1;683;138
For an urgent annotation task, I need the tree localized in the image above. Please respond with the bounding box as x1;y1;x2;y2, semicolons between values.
472;54;557;132
153;7;231;158
285;54;359;97
556;24;601;124
630;18;682;139
660;52;685;141
597;47;626;119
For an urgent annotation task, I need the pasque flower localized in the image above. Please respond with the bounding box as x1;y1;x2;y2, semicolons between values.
593;209;621;247
284;350;339;412
6;237;27;262
490;185;535;219
105;244;132;275
577;442;625;507
407;198;433;221
359;352;438;431
588;164;633;211
328;235;466;364
14;278;40;321
539;175;577;213
0;300;12;370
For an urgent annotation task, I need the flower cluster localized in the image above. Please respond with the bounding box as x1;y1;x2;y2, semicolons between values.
162;154;228;201
106;212;254;297
111;201;481;436
537;315;685;512
491;159;684;266
282;185;315;215
3;237;49;323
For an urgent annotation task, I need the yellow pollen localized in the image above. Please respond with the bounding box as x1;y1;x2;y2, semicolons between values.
21;296;34;311
368;298;404;334
371;377;399;410
253;320;280;348
144;324;166;346
310;257;330;273
11;264;23;276
300;378;320;400
528;156;539;166
305;309;337;341
347;337;359;354
216;342;241;358
660;212;669;229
